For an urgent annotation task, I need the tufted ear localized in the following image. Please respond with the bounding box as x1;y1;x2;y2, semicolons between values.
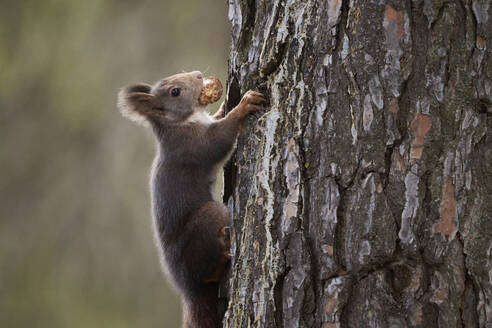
117;83;156;125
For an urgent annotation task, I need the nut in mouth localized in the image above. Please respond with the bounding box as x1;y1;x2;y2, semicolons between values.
198;77;223;106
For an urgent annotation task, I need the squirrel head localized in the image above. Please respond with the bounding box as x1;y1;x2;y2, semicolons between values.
118;71;205;126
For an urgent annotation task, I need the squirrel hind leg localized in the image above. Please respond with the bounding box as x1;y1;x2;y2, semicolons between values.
203;226;230;282
179;201;231;327
181;201;231;284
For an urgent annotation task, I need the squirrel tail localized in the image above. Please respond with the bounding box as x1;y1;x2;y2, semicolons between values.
182;283;219;328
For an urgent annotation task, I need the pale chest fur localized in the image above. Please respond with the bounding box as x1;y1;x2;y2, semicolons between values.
186;111;214;125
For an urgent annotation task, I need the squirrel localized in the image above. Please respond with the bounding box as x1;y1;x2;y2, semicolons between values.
117;71;265;328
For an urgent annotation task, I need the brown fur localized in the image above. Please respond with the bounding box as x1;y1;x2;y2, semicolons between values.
117;71;265;328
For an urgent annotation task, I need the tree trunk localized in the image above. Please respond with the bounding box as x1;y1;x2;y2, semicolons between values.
222;0;492;327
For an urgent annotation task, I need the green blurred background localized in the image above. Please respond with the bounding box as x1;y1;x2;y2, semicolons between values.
0;1;229;327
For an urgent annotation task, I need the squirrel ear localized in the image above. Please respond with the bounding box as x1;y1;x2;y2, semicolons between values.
125;83;152;94
118;83;156;125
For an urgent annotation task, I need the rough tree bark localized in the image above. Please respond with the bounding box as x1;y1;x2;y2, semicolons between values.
221;0;492;327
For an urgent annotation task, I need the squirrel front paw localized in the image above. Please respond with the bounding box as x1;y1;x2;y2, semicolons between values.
236;91;265;117
212;101;225;119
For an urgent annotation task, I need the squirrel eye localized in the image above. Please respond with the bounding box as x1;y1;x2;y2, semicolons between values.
171;88;181;97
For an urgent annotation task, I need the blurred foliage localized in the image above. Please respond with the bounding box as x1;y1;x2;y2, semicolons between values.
0;0;229;327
